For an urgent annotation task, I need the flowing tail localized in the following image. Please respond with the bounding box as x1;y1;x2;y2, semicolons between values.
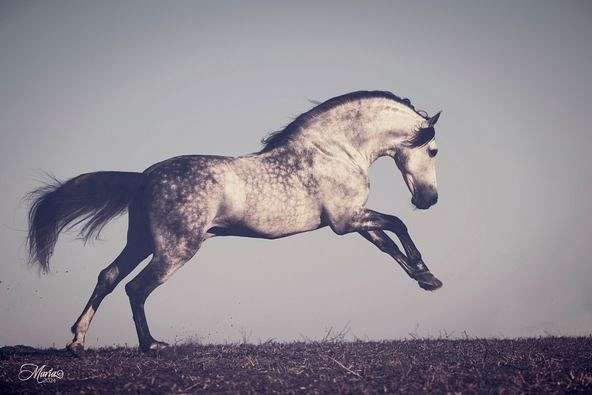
26;171;145;273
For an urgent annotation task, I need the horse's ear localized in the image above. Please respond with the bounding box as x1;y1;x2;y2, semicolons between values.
428;111;442;126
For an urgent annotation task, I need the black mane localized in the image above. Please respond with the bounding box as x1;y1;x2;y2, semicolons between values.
260;90;424;152
405;127;436;148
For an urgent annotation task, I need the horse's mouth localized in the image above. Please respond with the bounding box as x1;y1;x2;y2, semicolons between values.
412;201;432;210
411;196;438;210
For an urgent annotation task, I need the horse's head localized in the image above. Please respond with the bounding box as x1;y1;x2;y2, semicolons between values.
394;111;441;210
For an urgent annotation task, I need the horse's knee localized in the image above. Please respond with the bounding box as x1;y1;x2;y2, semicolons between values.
125;270;166;302
391;217;408;233
125;279;144;302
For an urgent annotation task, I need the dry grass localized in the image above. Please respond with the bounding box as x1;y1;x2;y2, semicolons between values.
1;336;591;393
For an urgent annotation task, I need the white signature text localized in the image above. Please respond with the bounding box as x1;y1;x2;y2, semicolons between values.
18;363;64;383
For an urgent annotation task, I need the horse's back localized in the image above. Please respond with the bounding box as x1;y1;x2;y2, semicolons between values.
143;154;232;175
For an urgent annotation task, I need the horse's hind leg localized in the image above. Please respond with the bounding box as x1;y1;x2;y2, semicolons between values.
124;234;204;352
67;210;152;352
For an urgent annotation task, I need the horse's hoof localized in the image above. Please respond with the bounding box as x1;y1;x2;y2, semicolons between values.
141;340;169;353
414;271;443;291
66;341;84;356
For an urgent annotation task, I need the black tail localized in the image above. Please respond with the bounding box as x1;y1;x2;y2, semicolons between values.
26;171;145;273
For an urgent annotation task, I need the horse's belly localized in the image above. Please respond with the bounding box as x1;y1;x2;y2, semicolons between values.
239;199;322;238
221;156;323;239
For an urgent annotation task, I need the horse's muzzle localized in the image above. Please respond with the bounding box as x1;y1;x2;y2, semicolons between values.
411;192;438;210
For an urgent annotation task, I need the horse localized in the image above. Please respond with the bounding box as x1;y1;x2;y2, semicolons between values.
26;90;443;352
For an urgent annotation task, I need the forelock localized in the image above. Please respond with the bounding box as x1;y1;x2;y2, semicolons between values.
405;126;435;148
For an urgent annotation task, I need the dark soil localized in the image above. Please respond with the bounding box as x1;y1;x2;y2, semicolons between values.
1;337;591;393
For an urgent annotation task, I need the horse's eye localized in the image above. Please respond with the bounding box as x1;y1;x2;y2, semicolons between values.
428;147;438;158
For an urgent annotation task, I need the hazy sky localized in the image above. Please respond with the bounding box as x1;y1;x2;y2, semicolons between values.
1;1;591;348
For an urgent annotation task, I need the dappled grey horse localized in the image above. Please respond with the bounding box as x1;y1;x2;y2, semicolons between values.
27;91;443;352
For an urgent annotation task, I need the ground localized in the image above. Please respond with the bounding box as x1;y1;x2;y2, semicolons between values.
1;337;591;393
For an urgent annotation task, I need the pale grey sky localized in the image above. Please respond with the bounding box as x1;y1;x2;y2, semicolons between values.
1;1;591;348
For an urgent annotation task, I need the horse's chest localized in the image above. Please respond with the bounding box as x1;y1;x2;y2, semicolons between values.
315;160;370;210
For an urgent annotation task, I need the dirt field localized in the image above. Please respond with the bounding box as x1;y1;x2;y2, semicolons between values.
1;337;591;393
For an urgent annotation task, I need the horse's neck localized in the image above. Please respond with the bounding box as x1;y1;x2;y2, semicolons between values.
290;100;418;170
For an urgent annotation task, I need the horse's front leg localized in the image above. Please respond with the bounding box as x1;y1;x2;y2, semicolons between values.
331;209;442;290
359;230;417;276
